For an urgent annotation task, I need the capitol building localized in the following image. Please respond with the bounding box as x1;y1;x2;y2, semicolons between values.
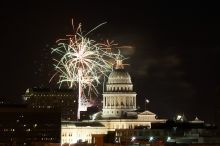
61;60;167;144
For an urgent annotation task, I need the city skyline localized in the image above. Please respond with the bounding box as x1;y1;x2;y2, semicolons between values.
0;1;220;125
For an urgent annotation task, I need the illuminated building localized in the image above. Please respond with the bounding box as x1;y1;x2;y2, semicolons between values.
22;87;77;121
102;60;137;118
62;121;108;144
61;59;167;144
0;105;61;145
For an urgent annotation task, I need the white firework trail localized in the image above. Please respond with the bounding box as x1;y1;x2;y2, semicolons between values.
51;20;123;120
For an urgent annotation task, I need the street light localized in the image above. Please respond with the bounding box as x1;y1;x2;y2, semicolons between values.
131;136;136;142
167;136;171;142
149;136;154;142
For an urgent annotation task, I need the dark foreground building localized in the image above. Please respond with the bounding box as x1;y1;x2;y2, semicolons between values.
115;119;220;145
22;87;77;121
0;105;61;146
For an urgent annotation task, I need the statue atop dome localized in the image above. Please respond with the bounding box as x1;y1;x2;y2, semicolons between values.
114;51;129;70
115;59;124;69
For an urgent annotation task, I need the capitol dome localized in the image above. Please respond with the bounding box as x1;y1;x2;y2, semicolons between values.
108;69;132;84
105;60;133;92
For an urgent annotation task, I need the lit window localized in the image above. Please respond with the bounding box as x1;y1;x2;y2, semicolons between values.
33;124;37;128
26;129;31;132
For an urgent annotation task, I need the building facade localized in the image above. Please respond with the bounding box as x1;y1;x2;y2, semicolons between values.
22;87;77;121
0;106;61;145
115;120;220;144
102;60;136;118
61;60;166;144
62;121;108;144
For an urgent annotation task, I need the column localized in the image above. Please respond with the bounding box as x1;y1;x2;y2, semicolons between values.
103;96;106;108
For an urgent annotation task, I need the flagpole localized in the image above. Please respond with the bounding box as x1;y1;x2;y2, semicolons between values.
145;98;150;111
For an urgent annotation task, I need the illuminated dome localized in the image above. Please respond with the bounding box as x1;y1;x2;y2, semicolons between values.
108;69;132;84
105;59;133;92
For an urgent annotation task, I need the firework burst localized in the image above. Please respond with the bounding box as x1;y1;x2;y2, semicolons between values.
51;20;121;119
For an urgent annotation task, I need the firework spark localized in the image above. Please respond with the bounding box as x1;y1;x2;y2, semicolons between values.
51;20;122;119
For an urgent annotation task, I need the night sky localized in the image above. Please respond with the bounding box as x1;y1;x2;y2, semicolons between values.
0;1;220;124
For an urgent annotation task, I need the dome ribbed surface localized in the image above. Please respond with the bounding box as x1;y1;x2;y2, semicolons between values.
108;69;132;84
